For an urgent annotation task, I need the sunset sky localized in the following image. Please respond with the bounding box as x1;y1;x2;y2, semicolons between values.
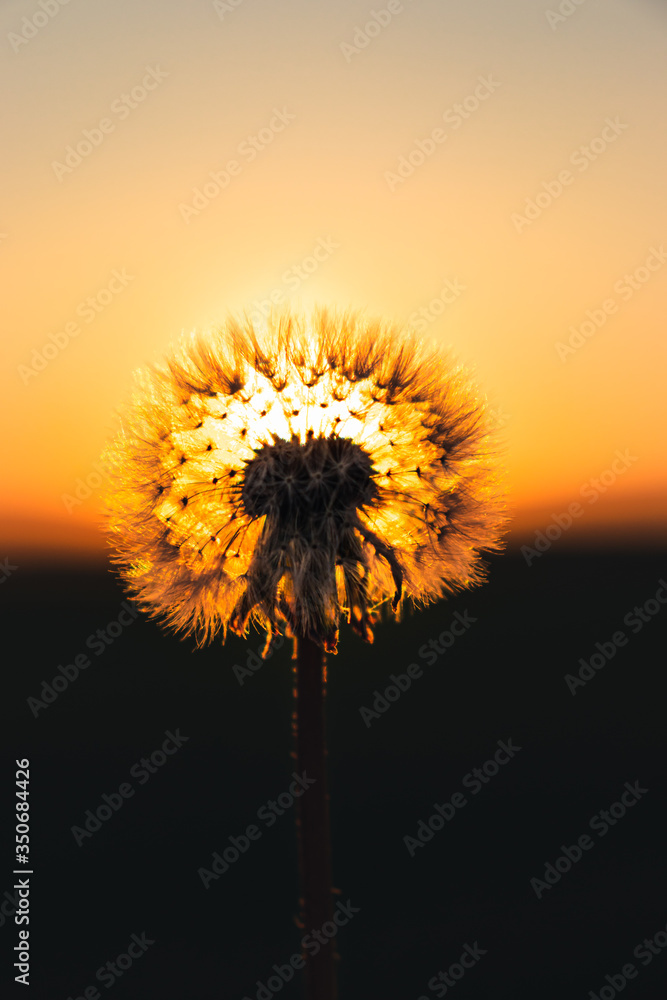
2;0;666;559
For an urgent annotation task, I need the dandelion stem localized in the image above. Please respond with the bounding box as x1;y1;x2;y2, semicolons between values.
292;635;337;999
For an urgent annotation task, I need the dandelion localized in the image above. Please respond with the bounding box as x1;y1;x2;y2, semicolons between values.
103;309;506;650
102;308;507;999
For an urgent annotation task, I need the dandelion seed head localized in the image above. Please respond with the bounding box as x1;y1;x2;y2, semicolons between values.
102;309;508;651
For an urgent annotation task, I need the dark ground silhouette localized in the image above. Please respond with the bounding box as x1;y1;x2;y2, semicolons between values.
3;545;666;999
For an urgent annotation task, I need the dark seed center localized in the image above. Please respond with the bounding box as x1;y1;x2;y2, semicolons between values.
241;436;376;519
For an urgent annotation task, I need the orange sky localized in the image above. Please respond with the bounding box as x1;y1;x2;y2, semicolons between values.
1;0;666;559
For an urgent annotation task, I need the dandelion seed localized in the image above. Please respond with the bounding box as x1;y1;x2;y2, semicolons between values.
102;308;507;652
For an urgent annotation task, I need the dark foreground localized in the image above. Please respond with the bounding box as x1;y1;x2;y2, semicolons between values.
2;546;666;999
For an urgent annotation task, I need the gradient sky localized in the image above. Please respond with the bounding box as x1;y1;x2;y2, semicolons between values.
2;0;666;557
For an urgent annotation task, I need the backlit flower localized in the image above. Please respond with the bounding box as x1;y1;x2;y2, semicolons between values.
102;309;507;651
